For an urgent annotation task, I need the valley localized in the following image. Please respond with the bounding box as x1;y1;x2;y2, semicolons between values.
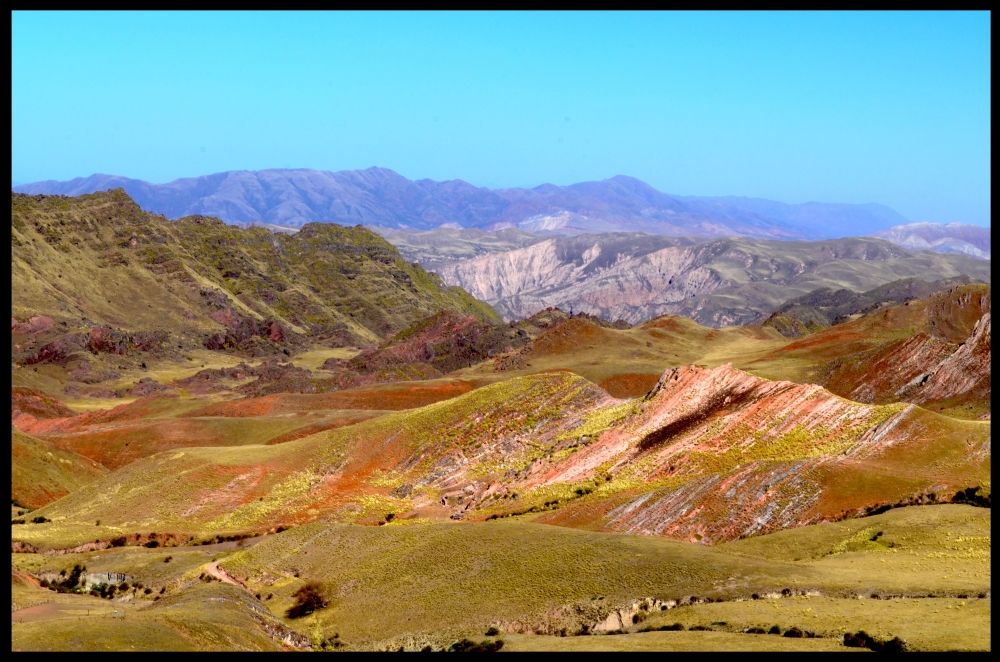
11;191;990;652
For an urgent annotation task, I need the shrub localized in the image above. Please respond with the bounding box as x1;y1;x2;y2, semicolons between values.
768;625;781;635
843;631;907;652
485;627;500;636
31;516;50;524
163;556;172;563
446;639;503;652
660;623;685;631
286;582;328;619
144;587;153;595
110;536;127;547
783;627;804;638
144;540;159;548
746;627;767;634
11;518;25;525
689;625;712;631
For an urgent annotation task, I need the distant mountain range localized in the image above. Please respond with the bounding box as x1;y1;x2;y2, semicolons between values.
13;167;913;241
872;222;990;259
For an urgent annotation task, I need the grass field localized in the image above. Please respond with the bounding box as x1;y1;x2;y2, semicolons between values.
10;505;989;651
500;631;857;652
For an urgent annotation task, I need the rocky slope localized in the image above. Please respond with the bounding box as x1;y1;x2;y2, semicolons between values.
777;284;993;415
524;364;990;543
16;168;911;240
437;234;991;326
873;222;990;259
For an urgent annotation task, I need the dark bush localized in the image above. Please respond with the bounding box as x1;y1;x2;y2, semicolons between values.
952;486;991;508
689;625;712;631
660;623;685;631
768;625;782;635
31;516;51;524
746;627;767;634
286;582;328;619
11;518;25;525
448;638;505;652
485;627;500;636
163;556;172;563
39;579;49;588
844;631;907;652
118;582;129;592
144;540;160;548
144;587;153;595
783;627;804;638
110;536;127;547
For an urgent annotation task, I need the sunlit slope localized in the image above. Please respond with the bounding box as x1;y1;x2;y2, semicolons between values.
524;365;989;541
13;392;389;470
16;365;988;551
12;428;108;508
14;372;614;546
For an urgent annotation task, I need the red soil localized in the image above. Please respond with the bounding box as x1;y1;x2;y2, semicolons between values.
598;373;661;398
183;380;476;418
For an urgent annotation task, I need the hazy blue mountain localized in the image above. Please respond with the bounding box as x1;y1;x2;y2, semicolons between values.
15;168;909;240
682;195;910;238
872;222;990;260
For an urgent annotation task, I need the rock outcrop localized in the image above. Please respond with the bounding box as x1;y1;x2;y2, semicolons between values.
437;235;990;326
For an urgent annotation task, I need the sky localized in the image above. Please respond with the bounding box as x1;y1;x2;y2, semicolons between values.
11;11;991;226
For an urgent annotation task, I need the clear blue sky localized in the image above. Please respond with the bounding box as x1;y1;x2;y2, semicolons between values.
11;11;991;225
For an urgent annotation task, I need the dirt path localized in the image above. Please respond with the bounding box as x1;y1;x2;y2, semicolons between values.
204;561;245;588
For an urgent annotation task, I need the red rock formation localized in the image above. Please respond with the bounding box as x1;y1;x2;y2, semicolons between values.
909;312;990;406
519;364;988;543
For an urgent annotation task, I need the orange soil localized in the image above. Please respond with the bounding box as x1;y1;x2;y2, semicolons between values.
598;373;661;398
182;380;476;418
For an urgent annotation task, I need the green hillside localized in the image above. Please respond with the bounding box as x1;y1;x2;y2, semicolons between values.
11;189;497;355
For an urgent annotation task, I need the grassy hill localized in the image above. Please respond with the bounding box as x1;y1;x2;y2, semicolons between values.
761;275;981;337
11;190;496;375
12;428;107;509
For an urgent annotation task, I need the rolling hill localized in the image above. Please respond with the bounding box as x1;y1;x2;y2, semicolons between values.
11;190;495;400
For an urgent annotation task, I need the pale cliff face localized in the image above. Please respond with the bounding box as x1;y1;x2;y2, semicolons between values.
435;235;992;327
437;240;727;322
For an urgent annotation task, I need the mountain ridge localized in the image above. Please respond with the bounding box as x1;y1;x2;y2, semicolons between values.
15;168;915;241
